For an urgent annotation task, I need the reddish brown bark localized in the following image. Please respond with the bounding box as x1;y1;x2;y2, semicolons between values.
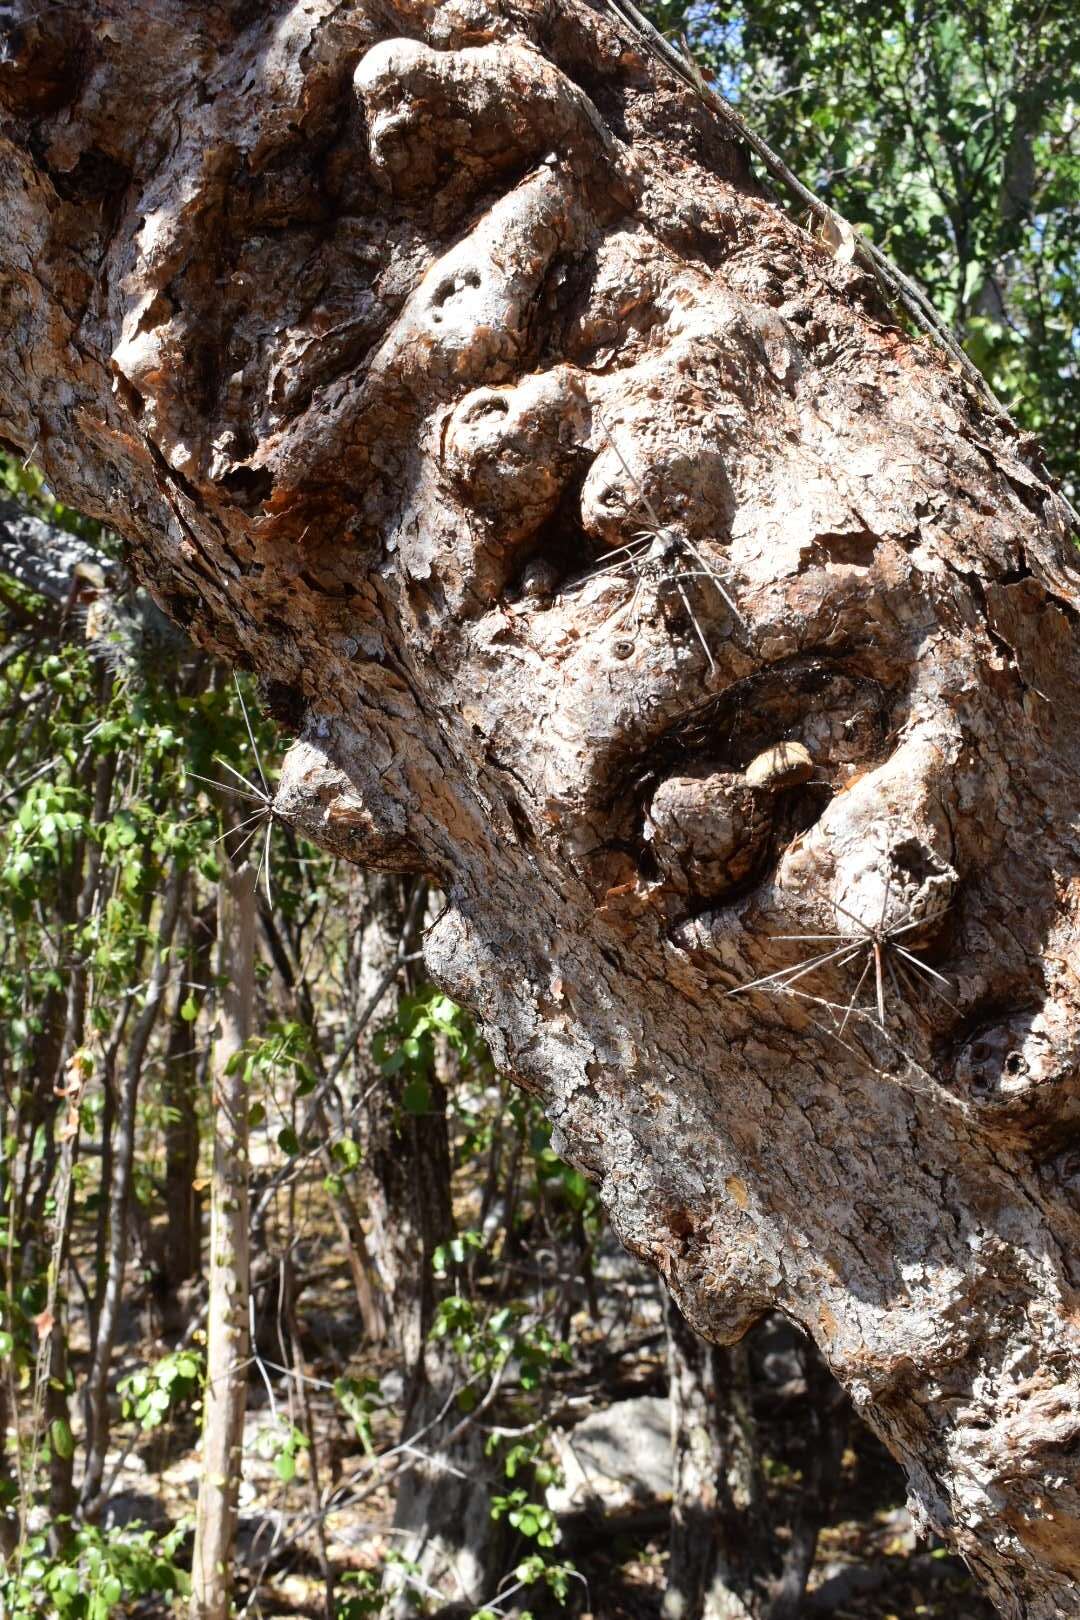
2;4;1080;1614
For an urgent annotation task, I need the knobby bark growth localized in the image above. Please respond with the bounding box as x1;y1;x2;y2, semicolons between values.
1;3;1079;1613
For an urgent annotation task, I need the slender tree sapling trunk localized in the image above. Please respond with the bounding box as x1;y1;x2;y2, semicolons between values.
160;889;214;1309
189;860;255;1620
284;1246;335;1620
89;884;155;1350
0;1377;17;1556
40;734;116;1529
354;876;507;1612
2;5;1080;1613
767;1339;848;1620
258;896;386;1339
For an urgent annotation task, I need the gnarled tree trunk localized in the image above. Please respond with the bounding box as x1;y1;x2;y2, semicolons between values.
2;4;1079;1614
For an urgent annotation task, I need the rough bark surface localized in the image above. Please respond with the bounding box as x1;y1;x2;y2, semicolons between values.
664;1298;764;1619
355;876;506;1612
2;3;1080;1613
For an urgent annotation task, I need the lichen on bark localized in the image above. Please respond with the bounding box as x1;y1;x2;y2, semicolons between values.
2;2;1080;1613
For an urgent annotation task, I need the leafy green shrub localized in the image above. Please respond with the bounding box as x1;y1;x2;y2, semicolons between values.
0;1521;190;1620
118;1348;204;1432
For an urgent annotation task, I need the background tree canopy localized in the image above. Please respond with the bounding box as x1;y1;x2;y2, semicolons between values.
647;0;1080;491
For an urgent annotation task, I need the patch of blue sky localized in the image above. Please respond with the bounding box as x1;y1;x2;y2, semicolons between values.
660;2;746;101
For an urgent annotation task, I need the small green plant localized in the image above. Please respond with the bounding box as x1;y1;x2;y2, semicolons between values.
118;1347;204;1432
334;1374;383;1458
254;1417;310;1483
528;1117;599;1227
431;1229;485;1279
468;1552;582;1620
429;1293;569;1408
0;1521;190;1620
489;1489;559;1549
0;1285;33;1390
224;1021;320;1168
323;1131;365;1198
373;989;485;1115
335;1552;423;1619
232;1019;315;1095
424;1231;578;1620
336;1568;385;1619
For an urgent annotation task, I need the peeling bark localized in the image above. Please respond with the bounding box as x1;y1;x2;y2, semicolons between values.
2;3;1080;1613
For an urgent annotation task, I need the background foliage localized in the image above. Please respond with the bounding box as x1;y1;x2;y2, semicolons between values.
650;0;1079;491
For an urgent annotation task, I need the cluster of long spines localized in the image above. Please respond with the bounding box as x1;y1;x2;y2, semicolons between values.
727;870;954;1039
186;676;278;909
562;416;742;672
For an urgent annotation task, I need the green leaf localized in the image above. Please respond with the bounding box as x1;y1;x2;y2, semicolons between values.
276;1126;300;1156
180;994;198;1022
560;1167;588;1211
50;1418;75;1460
331;1137;363;1170
274;1451;296;1482
402;1075;430;1115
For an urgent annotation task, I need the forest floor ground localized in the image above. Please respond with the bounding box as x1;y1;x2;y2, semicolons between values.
90;1212;1000;1620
